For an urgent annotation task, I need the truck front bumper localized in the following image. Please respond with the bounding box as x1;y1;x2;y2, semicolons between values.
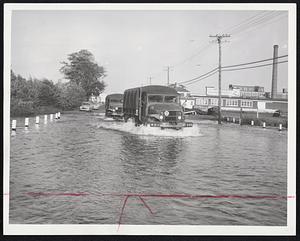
148;122;193;129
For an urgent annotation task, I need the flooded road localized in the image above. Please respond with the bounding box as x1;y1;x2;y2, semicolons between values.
9;112;287;225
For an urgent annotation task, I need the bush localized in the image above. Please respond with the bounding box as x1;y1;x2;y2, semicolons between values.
57;82;86;110
10;100;35;117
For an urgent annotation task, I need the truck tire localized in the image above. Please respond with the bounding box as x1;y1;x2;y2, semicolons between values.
124;115;129;122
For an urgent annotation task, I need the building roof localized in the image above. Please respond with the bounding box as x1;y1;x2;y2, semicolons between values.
168;83;190;92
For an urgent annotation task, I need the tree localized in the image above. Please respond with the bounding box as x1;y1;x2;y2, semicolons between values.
60;50;106;99
36;79;59;106
57;82;86;110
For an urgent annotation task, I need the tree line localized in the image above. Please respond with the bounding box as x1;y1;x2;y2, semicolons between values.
11;50;106;117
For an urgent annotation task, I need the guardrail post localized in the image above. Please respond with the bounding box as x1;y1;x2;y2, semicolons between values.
12;120;16;131
25;118;29;127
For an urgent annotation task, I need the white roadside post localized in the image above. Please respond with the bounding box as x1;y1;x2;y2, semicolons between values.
25;118;29;127
251;120;254;126
232;117;235;123
263;122;266;128
55;113;58;119
35;116;40;124
58;112;61;119
44;115;47;123
50;114;53;121
279;123;282;131
12;120;17;131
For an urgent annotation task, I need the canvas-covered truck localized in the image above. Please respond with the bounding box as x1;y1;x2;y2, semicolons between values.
123;85;193;129
105;94;124;119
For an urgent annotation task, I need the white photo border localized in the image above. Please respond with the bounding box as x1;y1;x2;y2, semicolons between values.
3;3;297;236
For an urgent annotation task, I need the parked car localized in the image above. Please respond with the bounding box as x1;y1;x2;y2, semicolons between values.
207;106;219;115
92;103;101;110
80;102;93;112
273;110;281;117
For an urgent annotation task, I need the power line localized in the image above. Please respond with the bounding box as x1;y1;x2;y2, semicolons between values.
231;12;287;37
222;60;288;72
148;11;287;83
222;55;288;69
179;67;218;84
179;56;288;85
184;60;288;86
185;70;218;86
230;11;280;35
174;11;278;70
223;11;274;33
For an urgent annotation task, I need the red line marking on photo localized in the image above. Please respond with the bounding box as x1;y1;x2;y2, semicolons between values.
22;192;296;231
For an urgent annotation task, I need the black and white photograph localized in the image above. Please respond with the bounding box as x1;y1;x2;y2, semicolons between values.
3;3;296;235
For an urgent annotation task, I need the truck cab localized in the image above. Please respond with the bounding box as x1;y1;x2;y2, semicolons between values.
105;94;124;119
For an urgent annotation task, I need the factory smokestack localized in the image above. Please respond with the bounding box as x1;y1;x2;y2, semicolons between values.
271;45;278;99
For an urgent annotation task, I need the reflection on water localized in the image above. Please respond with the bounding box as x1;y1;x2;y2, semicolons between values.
9;113;287;225
120;135;183;194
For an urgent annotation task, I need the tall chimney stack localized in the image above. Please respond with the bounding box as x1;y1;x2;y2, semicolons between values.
271;45;278;99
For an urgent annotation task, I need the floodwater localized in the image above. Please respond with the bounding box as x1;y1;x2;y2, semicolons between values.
9;112;287;225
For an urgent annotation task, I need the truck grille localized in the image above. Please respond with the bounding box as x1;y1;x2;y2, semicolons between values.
165;111;180;122
116;108;123;114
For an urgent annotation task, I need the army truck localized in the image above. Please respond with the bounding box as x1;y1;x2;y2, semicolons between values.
123;85;193;129
105;94;124;119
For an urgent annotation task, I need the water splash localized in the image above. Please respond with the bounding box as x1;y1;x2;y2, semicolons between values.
96;118;202;137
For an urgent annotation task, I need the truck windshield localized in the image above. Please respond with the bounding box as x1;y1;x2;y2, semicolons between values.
148;95;163;102
111;99;123;103
164;96;177;103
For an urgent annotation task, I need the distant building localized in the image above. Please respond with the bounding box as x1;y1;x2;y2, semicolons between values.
89;93;104;103
169;83;196;109
194;95;286;113
169;83;190;97
206;86;241;97
188;84;287;114
228;84;266;99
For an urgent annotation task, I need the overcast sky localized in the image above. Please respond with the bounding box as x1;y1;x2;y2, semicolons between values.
11;10;288;95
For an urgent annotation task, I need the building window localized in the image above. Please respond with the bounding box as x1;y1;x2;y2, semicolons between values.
241;100;253;107
211;98;218;106
226;99;238;106
196;98;209;106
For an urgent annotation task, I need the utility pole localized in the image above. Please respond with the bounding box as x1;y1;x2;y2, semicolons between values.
148;76;153;85
164;66;173;86
209;34;230;124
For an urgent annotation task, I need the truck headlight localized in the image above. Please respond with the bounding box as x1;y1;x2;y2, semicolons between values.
159;115;163;120
178;115;182;120
164;111;169;116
